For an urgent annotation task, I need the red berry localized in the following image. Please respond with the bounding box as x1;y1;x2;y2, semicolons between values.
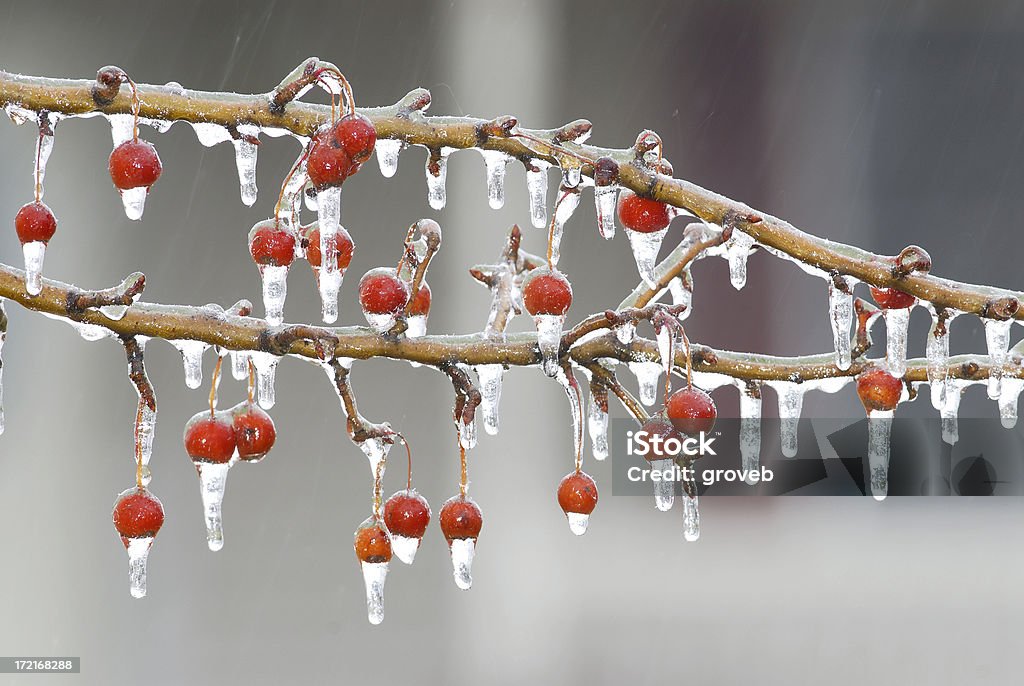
354;518;392;564
439;496;483;544
383;490;431;540
183;411;236;464
248;220;296;267
638;417;682;461
109;140;162;190
304;224;354;271
857;367;903;412
408;282;431;317
557;471;598;516
870;286;915;310
358;267;409;315
666;387;717;435
14;201;57;244
618;190;671;234
523;268;572;316
112;487;165;543
334;113;377;165
231;402;276;462
306;129;355;190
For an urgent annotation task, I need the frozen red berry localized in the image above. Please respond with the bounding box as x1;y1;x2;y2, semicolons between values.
666;387;717;435
358;267;409;316
354;519;392;564
857;367;903;412
523;268;572;316
231;402;276;462
109;140;162;190
870;286;915;310
638;417;682;461
304;224;354;271
113;487;165;544
408;282;431;317
383;490;431;541
248;220;296;267
183;411;236;464
334;113;376;165
439;496;483;544
618;190;671;233
306;129;354;190
14;201;57;244
557;471;598;517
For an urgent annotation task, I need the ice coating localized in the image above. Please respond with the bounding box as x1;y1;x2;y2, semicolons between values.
828;277;855;370
391;535;421;565
650;458;675;511
169;339;209;389
615;321;636;345
35;114;56;200
476;364;504;435
22;241;45;295
555;368;584;469
107;113;134;146
626;227;668;289
566;512;590;536
984;318;1013;400
534;313;566;377
627;360;663;406
360;561;389;625
867;409;894;501
926;306;956;410
459;412;477;451
230;350;250;381
549;187;581;267
480;149;509;209
725;229;755;290
125;536;154;598
99;304;129;320
232;126;259;206
738;386;762;485
118;186;148;221
449;537;477;590
883;306;911;378
587;389;609;461
561;163;582;189
941;380;964;445
425;148;451;210
405;313;427;339
357;435;392;479
316;186;342;283
190;122;231;147
669;275;693;316
259;265;289;326
768;381;804;458
594;185;618;239
196;462;231;551
136;402;157;482
248;350;279;409
526;160;550;228
998;378;1023;429
655;325;674;379
375;138;402;178
682;486;700;542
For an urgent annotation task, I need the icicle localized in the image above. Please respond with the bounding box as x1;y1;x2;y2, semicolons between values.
317;267;343;325
357;436;392;479
681;485;700;542
941;381;963;445
883;307;911;378
476;364;504;435
615;321;636;345
450;538;476;590
137;403;156;486
35;114;55;200
998;378;1023;429
480;150;509;210
562;163;582;189
926;307;957;410
196;462;231;551
724;229;755;290
984;318;1013;400
168;340;209;390
828;276;855;371
566;512;590;536
554;368;583;469
231;126;259;206
626;228;668;289
655;326;674;378
258;265;288;326
190;122;231;147
119;186;148;221
125;536;154;598
867;409;894;501
375;138;403;178
769;381;805;458
650;458;675;511
230;350;250;381
4;103;34;125
107;113;134;146
526;160;550;228
669;274;693;316
22;241;45;295
549;187;581;267
587;389;609;461
316;186;342;286
391;535;420;565
361;561;388;625
594;185;617;239
248;351;279;409
534;313;566;377
425;148;451;210
739;386;762;485
628;360;663;406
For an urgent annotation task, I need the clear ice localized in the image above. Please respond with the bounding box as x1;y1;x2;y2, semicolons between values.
828;277;855;370
883;306;911;378
231;350;250;381
526;160;550;228
317;267;344;325
725;229;755;290
391;534;421;565
941;380;963;446
549;187;581;267
119;186;148;221
316;186;342;282
769;381;804;458
867;409;894;501
361;561;389;625
232;127;259;207
22;241;45;295
534;313;566;377
425;148;451;210
627;360;663;406
449;537;476;590
999;378;1023;429
259;264;289;326
650;458;675;511
476;364;504;435
375;139;402;178
248;350;279;409
480;150;509;209
125;536;154;599
682;486;700;542
626;227;668;289
926;307;956;410
196;462;231;551
594;185;618;239
739;386;762;485
566;512;590;536
357;435;392;479
169;339;209;389
587;390;609;461
984;318;1013;400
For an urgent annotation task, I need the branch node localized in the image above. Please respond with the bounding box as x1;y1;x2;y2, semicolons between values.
982;296;1020;321
92;66;122;107
892;244;932;278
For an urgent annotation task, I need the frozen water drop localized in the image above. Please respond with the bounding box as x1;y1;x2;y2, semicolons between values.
739;386;762;485
480;150;509;209
363;311;398;334
232;129;259;206
526;160;550;228
360;561;389;625
883;307;911;378
682;487;700;542
259;265;289;326
425;148;451;210
316;187;342;280
139;465;152;487
190;122;231;147
626;228;668;289
998;378;1023;429
566;511;590;536
357;436;392;478
587;390;609;461
562;164;582;189
169;340;209;389
375;139;403;178
926;307;957;410
391;535;421;565
317;267;343;325
196;462;231;551
984;318;1013;400
125;536;154;598
405;314;427;339
449;537;477;590
725;229;755;290
99;304;129;320
231;350;250;381
650;458;675;511
248;351;279;409
137;402;157;471
768;381;805;458
22;241;45;295
549;187;581;267
628;360;663;406
828;277;855;371
594;185;618;239
534;313;566;377
476;364;504;435
867;409;894;501
119;186;148;221
941;381;964;446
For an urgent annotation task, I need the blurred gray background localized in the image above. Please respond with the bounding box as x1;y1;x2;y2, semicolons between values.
2;0;1024;684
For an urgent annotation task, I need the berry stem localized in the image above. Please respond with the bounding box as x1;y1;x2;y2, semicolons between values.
457;426;468;498
373;452;387;521
33;123;44;203
392;431;413;492
208;355;222;417
134;399;145;489
247;359;256;404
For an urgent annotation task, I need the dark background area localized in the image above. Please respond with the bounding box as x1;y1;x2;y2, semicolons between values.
1;1;1023;684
